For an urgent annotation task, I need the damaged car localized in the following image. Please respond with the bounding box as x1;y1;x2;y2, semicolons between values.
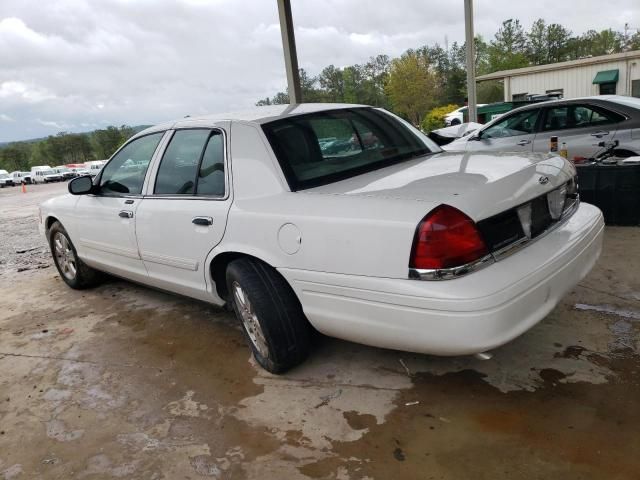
39;104;604;373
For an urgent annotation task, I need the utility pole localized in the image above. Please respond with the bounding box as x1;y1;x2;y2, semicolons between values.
464;0;477;123
277;0;302;104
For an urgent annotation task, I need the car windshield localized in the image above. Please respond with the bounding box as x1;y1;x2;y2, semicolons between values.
262;107;439;190
43;170;55;175
57;167;69;172
0;174;9;179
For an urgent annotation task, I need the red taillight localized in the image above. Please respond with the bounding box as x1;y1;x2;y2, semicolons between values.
409;205;488;270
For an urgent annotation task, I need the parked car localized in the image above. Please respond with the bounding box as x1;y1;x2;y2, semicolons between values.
21;171;33;184
39;104;604;373
31;166;63;184
445;95;640;161
444;105;486;126
84;160;107;177
0;169;15;187
53;166;76;180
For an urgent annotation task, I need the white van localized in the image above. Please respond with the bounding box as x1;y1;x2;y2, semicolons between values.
31;166;63;184
84;160;107;177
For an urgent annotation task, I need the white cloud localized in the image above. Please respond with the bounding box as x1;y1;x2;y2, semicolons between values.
0;0;638;141
0;113;14;122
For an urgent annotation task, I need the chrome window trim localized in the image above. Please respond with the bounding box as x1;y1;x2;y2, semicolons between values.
408;195;580;281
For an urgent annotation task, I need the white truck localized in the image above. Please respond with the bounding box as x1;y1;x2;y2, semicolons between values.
31;166;63;184
0;169;15;188
10;171;29;184
84;160;107;177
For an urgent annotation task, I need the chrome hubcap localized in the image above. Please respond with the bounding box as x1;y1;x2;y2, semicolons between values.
53;232;77;280
232;281;269;358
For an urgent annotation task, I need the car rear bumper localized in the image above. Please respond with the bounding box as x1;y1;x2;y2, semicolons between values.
279;202;604;356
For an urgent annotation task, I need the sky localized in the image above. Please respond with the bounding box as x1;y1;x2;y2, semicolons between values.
0;0;638;142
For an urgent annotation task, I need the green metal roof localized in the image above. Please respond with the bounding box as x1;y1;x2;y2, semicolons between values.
592;69;619;84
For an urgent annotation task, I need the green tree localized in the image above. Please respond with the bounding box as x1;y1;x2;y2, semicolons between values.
527;19;547;65
385;50;438;126
0;145;29;171
477;80;504;103
91;127;125;159
318;65;345;102
546;24;573;63
487;19;529;71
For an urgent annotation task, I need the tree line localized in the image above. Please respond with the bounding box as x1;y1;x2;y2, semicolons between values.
257;18;640;129
0;126;139;172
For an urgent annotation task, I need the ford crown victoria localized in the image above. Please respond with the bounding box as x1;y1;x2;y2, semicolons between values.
40;104;604;373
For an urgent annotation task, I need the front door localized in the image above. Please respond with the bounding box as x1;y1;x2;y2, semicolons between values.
135;128;231;301
467;108;540;153
72;132;166;282
532;104;620;161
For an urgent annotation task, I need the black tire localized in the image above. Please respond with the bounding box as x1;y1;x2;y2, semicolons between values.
450;118;461;126
226;257;311;373
49;221;102;289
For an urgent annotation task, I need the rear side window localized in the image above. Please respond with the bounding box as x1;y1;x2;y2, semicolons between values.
154;129;225;196
262;108;436;190
542;104;624;131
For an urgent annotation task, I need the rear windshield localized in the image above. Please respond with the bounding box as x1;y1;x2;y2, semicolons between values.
262;107;439;190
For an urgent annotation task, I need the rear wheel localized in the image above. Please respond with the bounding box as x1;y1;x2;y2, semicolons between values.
226;258;311;373
49;221;102;289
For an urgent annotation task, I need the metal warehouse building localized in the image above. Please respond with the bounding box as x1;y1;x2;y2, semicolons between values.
477;50;640;101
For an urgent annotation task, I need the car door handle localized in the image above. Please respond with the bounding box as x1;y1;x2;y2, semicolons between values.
119;210;134;219
517;139;531;146
591;131;609;137
192;216;213;226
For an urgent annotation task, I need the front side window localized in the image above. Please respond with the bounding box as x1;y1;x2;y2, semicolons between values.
154;129;225;196
482;109;540;139
262;108;437;190
99;132;164;195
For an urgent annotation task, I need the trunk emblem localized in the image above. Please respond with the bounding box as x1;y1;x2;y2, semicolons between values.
538;175;550;185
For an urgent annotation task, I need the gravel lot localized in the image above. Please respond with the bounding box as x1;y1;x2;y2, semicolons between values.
0;184;639;479
0;181;65;274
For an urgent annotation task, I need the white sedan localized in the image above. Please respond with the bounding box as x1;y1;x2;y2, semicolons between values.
39;104;604;373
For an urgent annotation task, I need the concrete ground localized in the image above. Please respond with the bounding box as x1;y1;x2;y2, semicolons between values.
0;182;639;480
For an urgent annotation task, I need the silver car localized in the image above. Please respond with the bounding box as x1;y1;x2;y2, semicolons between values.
445;95;640;161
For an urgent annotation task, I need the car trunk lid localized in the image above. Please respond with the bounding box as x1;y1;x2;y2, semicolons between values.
304;150;574;222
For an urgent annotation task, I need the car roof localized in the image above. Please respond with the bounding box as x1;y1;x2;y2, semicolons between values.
135;103;369;137
505;95;634;110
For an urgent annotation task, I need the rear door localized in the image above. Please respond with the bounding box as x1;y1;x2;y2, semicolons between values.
532;103;623;161
134;127;231;301
467;108;540;153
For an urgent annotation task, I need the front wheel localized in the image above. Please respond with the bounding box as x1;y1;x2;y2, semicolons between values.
49;221;102;289
226;258;311;373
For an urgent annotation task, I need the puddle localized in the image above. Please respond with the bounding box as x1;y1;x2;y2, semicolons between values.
299;354;640;479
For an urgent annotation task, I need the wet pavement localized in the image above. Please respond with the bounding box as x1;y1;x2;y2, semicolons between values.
0;184;639;479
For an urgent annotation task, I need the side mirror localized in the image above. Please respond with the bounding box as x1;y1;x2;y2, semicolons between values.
68;175;94;195
469;130;483;141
